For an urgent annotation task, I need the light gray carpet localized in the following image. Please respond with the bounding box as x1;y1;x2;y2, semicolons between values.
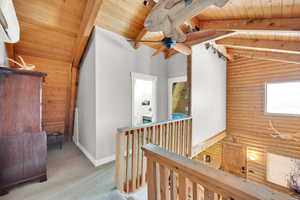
3;142;117;200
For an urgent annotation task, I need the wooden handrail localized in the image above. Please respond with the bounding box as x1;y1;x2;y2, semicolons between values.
117;116;192;132
142;144;297;200
115;117;192;193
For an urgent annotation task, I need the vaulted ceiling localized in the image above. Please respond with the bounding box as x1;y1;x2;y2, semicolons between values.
95;0;300;58
96;0;300;38
12;0;300;64
13;0;87;62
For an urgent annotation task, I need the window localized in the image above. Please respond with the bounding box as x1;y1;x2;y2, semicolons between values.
265;81;300;115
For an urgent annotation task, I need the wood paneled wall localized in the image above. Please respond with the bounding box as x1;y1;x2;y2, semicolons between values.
193;142;222;169
11;0;87;135
225;56;300;191
14;55;71;133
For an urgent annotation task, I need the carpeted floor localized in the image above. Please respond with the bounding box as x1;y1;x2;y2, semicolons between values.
3;142;116;200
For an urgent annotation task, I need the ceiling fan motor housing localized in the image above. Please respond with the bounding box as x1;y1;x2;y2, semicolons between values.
161;37;176;49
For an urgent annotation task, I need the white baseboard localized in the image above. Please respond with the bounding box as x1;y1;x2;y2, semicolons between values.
95;154;115;166
73;135;78;145
75;141;115;167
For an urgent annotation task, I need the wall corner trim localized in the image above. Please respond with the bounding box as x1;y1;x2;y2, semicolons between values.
74;140;115;167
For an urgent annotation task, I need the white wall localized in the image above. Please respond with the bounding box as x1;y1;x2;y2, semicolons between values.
76;33;97;158
151;53;169;122
77;27;169;163
94;27;168;160
0;42;7;66
167;53;187;78
77;27;226;165
192;44;227;146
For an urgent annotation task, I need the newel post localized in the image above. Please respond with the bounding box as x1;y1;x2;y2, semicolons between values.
147;157;157;200
115;132;126;191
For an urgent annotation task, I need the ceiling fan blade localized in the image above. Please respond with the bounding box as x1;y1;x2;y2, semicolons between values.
185;29;216;42
173;43;192;55
152;46;165;56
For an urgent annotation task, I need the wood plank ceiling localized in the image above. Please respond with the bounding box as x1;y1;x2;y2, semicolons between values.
10;0;300;135
95;0;300;57
197;0;300;19
13;0;88;134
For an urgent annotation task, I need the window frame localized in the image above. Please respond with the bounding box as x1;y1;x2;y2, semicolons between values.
264;80;300;117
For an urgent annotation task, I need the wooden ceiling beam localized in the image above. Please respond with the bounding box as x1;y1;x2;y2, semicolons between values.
198;18;300;32
185;17;201;29
72;0;103;67
134;28;148;49
165;31;235;59
212;43;233;61
216;38;300;54
228;48;300;64
186;31;235;46
68;0;103;136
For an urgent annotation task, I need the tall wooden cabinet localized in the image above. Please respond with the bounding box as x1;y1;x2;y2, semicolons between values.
0;67;47;195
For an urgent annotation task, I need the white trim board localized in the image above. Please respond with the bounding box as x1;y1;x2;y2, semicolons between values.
73;107;79;145
74;140;115;167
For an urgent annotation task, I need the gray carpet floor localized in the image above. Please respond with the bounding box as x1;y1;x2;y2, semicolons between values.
3;142;116;200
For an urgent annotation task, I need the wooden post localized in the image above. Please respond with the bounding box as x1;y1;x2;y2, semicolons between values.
141;129;147;185
160;165;170;200
179;175;188;200
204;188;215;200
188;119;192;157
132;131;137;192
137;129;141;187
125;133;130;192
67;67;78;136
115;132;126;191
192;183;199;200
147;158;157;200
170;170;177;200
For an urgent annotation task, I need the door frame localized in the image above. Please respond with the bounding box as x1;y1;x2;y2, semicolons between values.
168;76;187;119
131;72;157;126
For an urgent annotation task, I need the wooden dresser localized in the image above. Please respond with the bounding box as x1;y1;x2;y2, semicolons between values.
0;67;47;195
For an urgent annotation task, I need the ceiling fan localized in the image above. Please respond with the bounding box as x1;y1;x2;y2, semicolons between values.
132;29;217;55
134;0;230;55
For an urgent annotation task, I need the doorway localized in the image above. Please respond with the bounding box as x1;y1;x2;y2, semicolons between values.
131;72;157;126
168;76;189;119
222;143;247;178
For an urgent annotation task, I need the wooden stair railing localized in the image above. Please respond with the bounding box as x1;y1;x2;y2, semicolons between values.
143;144;297;200
116;117;192;193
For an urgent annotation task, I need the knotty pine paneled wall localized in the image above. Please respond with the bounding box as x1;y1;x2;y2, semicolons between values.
226;56;300;191
193;142;222;169
12;0;87;135
15;55;71;134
